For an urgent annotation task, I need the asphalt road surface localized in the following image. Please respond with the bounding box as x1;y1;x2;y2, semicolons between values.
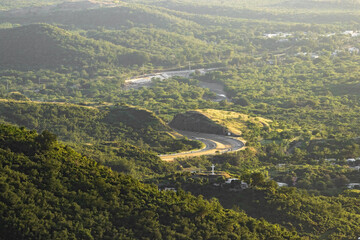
160;130;245;161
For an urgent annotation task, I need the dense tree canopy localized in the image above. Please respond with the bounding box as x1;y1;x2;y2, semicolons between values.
0;124;300;239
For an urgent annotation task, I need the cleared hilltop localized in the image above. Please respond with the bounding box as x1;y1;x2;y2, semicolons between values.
170;109;272;137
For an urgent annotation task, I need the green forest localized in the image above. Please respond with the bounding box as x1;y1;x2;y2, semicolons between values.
0;124;299;239
1;0;360;239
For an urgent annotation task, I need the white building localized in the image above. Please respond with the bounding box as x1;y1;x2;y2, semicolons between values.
164;187;177;192
351;166;360;171
331;50;341;56
348;47;359;54
325;158;337;162
225;178;239;184
263;32;292;39
343;30;360;37
347;183;360;189
311;53;320;59
277;182;288;187
225;178;248;189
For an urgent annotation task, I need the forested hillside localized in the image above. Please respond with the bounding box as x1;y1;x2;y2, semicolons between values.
146;0;360;24
1;0;360;238
0;124;300;239
0;99;200;154
0;4;200;31
0;0;61;11
83;27;218;66
0;24;150;70
172;175;360;239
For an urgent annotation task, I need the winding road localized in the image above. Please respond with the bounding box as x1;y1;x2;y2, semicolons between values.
125;68;244;161
160;130;245;161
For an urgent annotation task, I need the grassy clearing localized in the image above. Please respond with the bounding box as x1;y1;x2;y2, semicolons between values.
197;109;272;135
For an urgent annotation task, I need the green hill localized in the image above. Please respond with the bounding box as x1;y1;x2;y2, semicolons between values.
183;179;360;239
0;4;200;32
0;0;61;11
84;27;218;66
0;124;300;239
170;110;230;135
0;23;150;70
147;0;360;24
170;109;271;136
0;99;200;154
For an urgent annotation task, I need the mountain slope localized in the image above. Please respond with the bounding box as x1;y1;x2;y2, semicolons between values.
84;27;218;65
146;0;360;24
0;99;200;154
0;4;201;32
0;23;149;70
170;110;230;135
0;124;300;239
0;0;61;11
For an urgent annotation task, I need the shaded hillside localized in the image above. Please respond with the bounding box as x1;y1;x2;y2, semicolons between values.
0;100;200;153
0;0;61;11
0;124;300;239
0;23;149;70
147;0;360;24
170;111;230;135
186;183;360;239
0;4;200;32
71;140;171;176
84;27;219;66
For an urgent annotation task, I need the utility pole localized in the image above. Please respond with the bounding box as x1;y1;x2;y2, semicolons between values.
188;61;191;71
6;80;9;90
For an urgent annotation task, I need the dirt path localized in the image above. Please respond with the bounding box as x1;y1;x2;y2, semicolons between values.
160;130;245;161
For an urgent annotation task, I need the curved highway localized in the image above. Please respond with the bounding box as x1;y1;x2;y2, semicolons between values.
160;130;245;161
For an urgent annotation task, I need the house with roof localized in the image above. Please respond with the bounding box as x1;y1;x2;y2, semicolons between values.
225;178;249;190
